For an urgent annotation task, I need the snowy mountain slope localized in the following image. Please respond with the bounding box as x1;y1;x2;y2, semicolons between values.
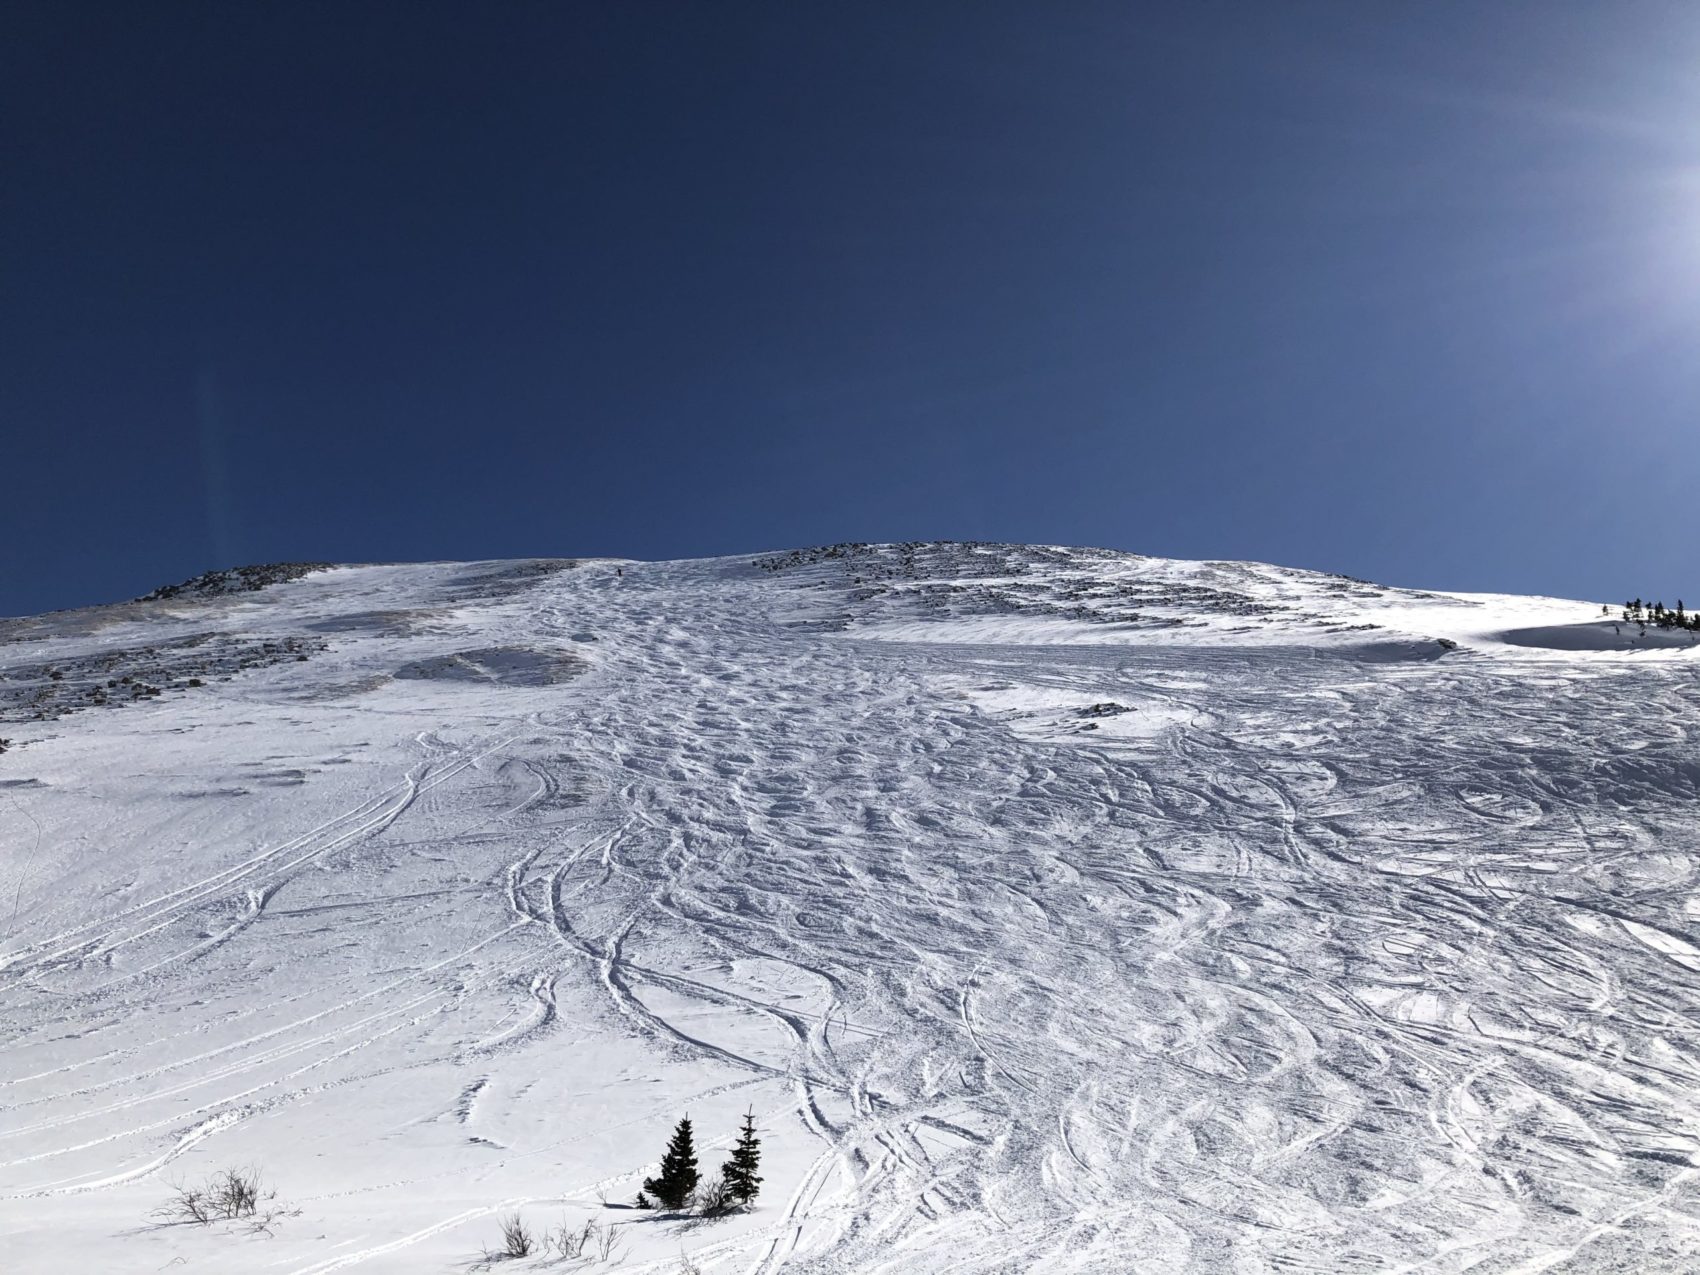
3;544;1700;1273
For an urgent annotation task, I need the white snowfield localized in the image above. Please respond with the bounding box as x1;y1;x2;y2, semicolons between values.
2;543;1699;1274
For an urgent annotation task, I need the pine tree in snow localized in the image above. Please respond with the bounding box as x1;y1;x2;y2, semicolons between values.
642;1116;700;1210
720;1108;763;1206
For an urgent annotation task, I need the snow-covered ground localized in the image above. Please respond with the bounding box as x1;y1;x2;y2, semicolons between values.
3;542;1699;1273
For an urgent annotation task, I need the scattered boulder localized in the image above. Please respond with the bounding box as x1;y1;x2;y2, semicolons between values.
139;563;332;602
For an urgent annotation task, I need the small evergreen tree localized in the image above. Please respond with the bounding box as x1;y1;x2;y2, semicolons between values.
720;1108;763;1206
642;1117;699;1210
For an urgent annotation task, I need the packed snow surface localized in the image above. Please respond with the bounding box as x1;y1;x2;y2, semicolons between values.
3;543;1699;1273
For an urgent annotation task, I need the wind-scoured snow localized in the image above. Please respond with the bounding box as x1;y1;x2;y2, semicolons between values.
2;543;1699;1273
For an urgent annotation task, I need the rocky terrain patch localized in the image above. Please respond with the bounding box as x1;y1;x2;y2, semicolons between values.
0;633;325;722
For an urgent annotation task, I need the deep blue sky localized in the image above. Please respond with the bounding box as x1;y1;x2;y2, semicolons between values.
6;1;1700;615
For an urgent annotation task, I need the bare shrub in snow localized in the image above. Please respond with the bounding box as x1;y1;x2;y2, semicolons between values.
497;1211;533;1258
539;1215;627;1264
692;1173;735;1215
245;1195;304;1237
210;1165;260;1218
153;1165;295;1233
594;1219;626;1263
156;1182;213;1226
551;1216;595;1259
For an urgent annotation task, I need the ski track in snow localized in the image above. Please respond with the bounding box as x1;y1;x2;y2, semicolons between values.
1;546;1700;1272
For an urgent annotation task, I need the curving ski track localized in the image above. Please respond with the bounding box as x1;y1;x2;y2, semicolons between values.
1;547;1699;1271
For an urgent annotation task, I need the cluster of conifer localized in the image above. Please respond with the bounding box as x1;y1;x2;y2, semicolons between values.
1619;599;1700;631
635;1110;763;1213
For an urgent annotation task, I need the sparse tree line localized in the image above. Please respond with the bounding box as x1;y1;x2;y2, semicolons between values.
636;1109;763;1212
485;1109;762;1267
153;1109;762;1269
1615;598;1700;632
